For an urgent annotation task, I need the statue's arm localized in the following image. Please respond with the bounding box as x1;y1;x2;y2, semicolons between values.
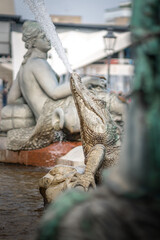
32;59;71;100
7;72;22;104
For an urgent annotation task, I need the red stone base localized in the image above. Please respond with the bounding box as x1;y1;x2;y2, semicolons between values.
0;141;82;167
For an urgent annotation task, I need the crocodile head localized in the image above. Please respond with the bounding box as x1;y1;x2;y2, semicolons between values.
70;72;116;156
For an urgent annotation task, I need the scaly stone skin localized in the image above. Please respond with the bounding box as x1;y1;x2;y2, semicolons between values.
69;72;121;190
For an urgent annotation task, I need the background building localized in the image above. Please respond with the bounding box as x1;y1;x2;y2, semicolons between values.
0;0;134;99
105;1;132;26
0;0;15;15
0;0;16;57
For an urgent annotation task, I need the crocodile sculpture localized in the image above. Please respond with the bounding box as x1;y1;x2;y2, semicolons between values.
38;73;124;204
68;72;121;190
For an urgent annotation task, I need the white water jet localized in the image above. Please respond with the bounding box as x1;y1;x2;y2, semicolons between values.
24;0;73;73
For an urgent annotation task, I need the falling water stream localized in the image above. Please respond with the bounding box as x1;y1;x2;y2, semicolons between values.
24;0;73;73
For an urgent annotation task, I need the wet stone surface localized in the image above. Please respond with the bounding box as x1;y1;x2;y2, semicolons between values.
0;163;48;240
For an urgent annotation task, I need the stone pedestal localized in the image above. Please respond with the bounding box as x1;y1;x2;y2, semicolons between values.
0;137;82;167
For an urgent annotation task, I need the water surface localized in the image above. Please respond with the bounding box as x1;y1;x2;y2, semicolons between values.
0;163;48;240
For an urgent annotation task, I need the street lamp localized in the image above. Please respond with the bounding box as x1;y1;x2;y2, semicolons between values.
103;29;117;89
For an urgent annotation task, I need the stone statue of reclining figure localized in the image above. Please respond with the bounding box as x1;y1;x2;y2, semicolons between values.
0;21;79;150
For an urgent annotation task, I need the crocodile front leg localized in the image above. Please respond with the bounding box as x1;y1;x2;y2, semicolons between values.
69;144;106;191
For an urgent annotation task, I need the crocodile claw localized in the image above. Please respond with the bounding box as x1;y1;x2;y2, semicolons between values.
69;172;96;192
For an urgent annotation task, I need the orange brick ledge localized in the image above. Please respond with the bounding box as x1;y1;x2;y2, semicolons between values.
0;141;82;167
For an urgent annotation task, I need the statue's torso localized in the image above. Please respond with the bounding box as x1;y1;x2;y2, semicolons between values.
19;59;49;120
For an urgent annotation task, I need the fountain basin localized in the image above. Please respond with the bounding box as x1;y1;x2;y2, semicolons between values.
0;137;82;167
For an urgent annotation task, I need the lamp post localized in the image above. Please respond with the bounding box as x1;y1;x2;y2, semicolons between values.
103;29;117;89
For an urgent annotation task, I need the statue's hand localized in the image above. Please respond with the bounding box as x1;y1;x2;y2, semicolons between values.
69;172;96;192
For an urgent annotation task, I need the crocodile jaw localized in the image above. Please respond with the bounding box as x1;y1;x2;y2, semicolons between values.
70;72;106;127
70;72;108;157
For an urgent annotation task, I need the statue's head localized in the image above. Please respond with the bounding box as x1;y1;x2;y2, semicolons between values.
22;21;51;64
22;21;51;52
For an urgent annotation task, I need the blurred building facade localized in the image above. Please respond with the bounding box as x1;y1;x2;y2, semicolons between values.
0;0;16;57
50;15;81;24
0;0;15;15
0;0;134;98
0;0;16;109
105;1;132;26
102;1;133;93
